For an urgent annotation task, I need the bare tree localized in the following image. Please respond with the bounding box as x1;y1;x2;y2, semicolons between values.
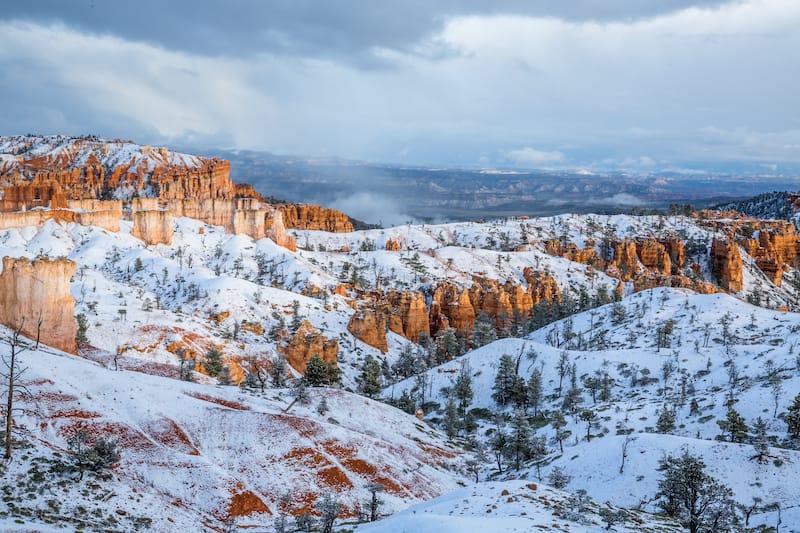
2;321;34;460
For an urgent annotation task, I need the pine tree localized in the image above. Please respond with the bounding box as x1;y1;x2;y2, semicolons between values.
304;355;329;386
656;405;677;434
269;355;288;387
472;312;497;348
547;466;571;489
292;379;311;405
358;355;383;398
527;368;543;417
203;346;224;377
506;409;532;470
551;410;570;453
443;394;459;439
316;397;329;415
579;409;598;441
492;354;519;406
317;492;341;533
657;450;738;533
395;390;416;414
752;417;770;462
785;392;800;439
529;434;549;481
453;361;473;417
717;407;749;443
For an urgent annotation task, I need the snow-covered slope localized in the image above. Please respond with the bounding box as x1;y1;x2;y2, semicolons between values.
0;329;464;530
386;287;800;529
352;480;682;533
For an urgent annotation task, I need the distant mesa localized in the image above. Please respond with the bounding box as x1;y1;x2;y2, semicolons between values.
0;135;353;248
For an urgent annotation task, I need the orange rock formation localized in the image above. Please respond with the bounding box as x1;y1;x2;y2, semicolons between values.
277;321;338;374
280;204;354;233
710;238;744;292
0;256;77;353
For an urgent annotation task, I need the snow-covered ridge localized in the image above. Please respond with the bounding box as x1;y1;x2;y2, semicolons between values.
0;134;205;175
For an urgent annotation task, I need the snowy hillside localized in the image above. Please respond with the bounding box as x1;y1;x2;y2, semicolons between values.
385;288;800;530
0;327;465;531
351;480;682;533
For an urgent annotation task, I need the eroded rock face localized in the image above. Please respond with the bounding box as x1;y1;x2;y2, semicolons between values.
280;204;354;233
710;238;744;292
265;209;297;252
347;310;388;352
635;238;671;276
0;256;77;353
385;290;430;343
607;240;640;282
132;210;174;246
430;284;476;336
278;320;338;374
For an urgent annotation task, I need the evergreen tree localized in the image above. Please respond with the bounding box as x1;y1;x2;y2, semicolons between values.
656;405;677;434
395;390;416;414
529;434;549;481
358;355;383;398
453;361;474;416
557;351;570;395
316;397;329;415
752;417;770;462
656;450;738;533
304;355;330;386
269;355;288;387
547;466;571;489
506;409;532;470
492;354;519;406
785;392;800;439
472;312;497;348
203;346;224;377
489;415;508;473
443;394;459;439
579;409;598;441
551;410;570;453
217;365;233;386
292;379;311;405
527;368;543;417
392;344;419;380
437;328;462;363
717;407;749;443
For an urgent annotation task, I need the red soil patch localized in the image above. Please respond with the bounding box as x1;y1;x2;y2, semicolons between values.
149;418;200;456
228;491;270;517
417;442;457;460
50;409;103;419
59;421;157;453
316;465;353;490
186;392;250;411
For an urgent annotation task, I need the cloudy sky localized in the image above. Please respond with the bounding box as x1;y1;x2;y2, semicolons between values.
1;0;798;170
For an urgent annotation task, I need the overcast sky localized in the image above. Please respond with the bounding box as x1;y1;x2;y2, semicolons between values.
1;0;798;170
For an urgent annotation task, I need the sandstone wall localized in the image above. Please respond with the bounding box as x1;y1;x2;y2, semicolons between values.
277;320;338;374
132;210;174;246
280;204;354;232
0;256;77;353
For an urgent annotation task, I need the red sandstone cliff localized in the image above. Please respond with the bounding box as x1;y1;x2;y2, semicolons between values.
0;256;77;353
280;204;354;233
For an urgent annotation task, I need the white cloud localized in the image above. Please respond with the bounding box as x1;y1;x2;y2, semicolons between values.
505;147;565;167
0;0;798;166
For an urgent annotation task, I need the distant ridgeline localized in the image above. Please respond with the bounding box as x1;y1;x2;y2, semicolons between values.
714;191;800;225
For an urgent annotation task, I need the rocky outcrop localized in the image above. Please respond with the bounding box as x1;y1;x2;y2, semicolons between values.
385;239;402;251
429;272;561;337
132;210;174;246
0;256;77;353
385;290;430;343
430;284;476;336
607;240;640;281
280;204;354;233
710;238;743;292
635;238;671;276
265;210;297;252
545;239;598;265
277;321;338;374
347;310;388;352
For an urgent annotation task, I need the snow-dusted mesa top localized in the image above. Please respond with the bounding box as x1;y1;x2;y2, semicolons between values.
0;134;232;201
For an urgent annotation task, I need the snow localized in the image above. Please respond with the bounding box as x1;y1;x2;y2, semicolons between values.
352;480;682;533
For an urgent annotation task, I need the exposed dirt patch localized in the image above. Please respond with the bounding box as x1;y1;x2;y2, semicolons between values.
186;392;250;411
228;490;270;517
149;418;200;456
